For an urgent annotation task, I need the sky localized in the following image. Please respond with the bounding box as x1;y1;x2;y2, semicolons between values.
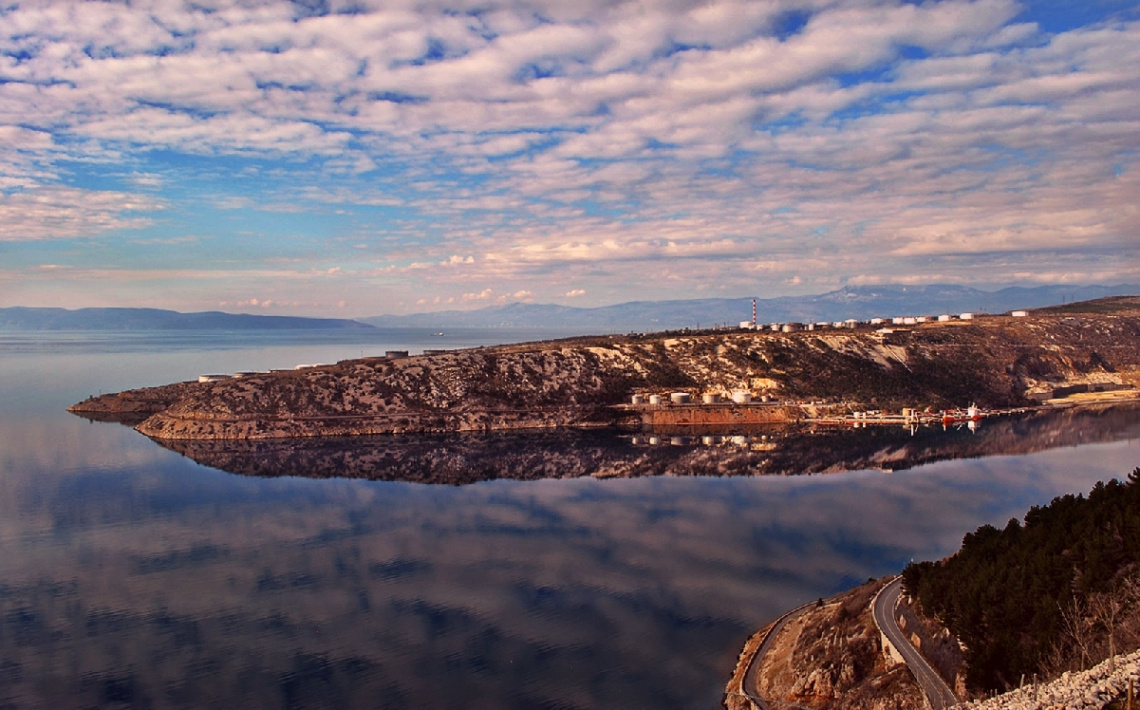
0;0;1137;318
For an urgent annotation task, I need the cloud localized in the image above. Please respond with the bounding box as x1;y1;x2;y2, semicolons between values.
0;187;163;241
0;0;1135;312
462;288;495;302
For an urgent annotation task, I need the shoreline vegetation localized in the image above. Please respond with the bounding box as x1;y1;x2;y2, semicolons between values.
69;299;1140;442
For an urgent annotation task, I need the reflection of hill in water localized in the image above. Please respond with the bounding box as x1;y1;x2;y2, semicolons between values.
155;404;1140;485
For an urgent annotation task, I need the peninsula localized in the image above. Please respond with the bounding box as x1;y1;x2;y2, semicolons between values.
70;298;1140;441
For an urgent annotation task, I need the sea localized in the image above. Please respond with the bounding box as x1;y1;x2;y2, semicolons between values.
0;329;1137;709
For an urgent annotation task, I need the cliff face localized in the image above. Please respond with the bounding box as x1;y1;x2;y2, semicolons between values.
69;312;1140;440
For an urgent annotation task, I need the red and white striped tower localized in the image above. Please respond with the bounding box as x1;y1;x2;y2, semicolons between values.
752;298;757;327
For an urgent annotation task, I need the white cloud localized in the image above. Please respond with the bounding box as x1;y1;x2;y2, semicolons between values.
0;187;163;241
462;288;495;301
0;0;1135;311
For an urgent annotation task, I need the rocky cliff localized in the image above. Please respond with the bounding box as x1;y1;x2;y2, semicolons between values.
70;309;1140;440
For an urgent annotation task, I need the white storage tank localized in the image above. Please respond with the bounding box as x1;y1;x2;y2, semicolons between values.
938;314;953;322
670;392;691;404
731;391;752;404
702;393;720;404
1011;310;1028;317
648;394;664;406
960;312;975;320
631;394;645;405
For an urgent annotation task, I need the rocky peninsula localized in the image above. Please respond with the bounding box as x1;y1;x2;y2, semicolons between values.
70;304;1140;441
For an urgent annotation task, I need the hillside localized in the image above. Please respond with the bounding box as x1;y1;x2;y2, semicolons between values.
726;579;926;710
903;470;1140;693
1032;295;1140;316
729;471;1140;710
70;308;1140;440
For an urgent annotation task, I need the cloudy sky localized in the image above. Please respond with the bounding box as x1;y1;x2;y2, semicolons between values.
0;0;1137;317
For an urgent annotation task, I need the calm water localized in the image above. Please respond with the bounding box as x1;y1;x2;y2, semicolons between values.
1;332;1138;709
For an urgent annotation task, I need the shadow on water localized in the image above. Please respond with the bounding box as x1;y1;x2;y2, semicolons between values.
143;403;1140;484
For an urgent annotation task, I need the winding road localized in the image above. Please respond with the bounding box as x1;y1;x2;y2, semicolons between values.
872;576;959;710
736;601;814;709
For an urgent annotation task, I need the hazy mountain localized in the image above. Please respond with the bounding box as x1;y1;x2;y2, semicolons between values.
361;284;1139;331
0;307;376;331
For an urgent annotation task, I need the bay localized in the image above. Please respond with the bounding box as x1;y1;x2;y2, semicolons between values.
0;332;1137;709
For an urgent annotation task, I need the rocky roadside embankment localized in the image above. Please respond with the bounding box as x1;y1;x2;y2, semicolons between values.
70;311;1140;440
960;649;1139;710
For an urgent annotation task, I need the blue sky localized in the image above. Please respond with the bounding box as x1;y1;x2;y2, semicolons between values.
0;0;1137;317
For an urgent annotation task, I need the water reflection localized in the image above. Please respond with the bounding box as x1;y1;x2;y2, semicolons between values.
141;404;1140;484
0;422;1135;708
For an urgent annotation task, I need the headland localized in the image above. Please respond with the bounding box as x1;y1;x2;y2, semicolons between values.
70;300;1140;441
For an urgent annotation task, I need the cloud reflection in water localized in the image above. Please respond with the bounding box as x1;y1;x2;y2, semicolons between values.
0;406;1137;708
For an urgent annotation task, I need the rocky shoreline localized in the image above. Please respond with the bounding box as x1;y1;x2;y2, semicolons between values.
70;312;1140;441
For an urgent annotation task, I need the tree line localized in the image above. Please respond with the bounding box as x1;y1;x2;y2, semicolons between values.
902;468;1140;691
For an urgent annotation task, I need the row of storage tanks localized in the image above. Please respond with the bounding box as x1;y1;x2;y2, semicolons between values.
631;391;770;406
738;313;980;331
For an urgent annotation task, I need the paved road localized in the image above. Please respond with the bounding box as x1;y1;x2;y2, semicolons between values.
872;576;959;710
735;602;814;710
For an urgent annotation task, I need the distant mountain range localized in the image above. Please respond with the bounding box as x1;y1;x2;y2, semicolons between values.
5;284;1137;333
0;307;375;331
360;284;1140;331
